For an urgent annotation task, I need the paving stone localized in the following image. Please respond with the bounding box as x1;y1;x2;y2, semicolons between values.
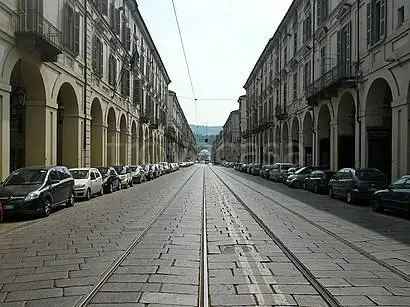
62;285;91;296
91;291;141;303
210;294;256;306
235;284;273;294
293;295;329;307
1;280;53;292
100;282;161;292
13;271;68;283
335;295;376;306
139;292;197;306
160;283;198;294
369;295;410;306
272;284;318;295
329;286;392;296
5;288;63;302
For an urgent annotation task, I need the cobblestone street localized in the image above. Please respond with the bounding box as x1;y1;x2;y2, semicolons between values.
1;165;410;306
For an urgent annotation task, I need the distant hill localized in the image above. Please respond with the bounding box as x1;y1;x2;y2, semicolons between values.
190;125;222;136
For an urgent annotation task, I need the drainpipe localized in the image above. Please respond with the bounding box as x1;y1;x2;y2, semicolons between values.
356;0;361;169
83;0;88;167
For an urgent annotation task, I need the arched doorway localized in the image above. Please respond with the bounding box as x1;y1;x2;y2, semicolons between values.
291;117;299;165
131;121;137;165
57;83;79;168
138;124;144;164
365;78;393;179
275;126;281;162
318;105;331;168
107;108;116;165
119;115;128;165
9;59;46;172
303;112;313;166
338;92;356;169
282;123;289;162
90;99;103;166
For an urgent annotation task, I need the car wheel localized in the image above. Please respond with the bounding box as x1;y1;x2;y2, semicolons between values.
86;189;91;200
41;199;52;217
372;198;384;213
109;183;113;193
66;193;75;207
329;187;334;199
346;191;354;204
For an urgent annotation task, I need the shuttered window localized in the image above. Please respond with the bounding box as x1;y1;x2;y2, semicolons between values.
293;72;298;100
92;37;103;78
367;0;386;47
303;61;311;91
121;69;130;97
317;0;329;26
108;54;117;86
109;1;120;35
121;22;131;51
63;3;80;56
133;78;143;106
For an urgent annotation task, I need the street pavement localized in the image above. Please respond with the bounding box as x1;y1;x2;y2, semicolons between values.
0;164;409;306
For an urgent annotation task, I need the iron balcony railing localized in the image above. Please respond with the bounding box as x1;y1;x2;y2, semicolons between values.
306;63;356;101
14;10;63;51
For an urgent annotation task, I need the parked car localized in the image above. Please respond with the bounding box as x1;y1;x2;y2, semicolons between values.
372;175;410;216
286;166;322;188
269;163;294;182
142;164;154;180
152;164;161;178
70;168;103;200
304;170;335;194
159;162;171;174
0;166;74;218
328;168;387;204
260;165;274;179
97;167;121;193
113;166;133;188
129;165;146;184
250;164;262;176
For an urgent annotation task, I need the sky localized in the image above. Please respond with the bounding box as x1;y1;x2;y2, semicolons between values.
138;0;293;126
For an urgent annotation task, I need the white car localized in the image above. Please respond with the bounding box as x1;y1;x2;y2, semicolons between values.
113;166;133;188
70;168;103;200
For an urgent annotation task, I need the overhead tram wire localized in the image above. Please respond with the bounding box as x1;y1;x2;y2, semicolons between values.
171;0;197;103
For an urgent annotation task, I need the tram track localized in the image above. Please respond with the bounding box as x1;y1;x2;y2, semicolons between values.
199;167;210;307
75;167;201;307
211;166;410;284
209;166;342;307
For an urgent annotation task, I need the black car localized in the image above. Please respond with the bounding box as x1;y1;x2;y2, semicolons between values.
304;170;335;194
97;167;121;193
0;166;74;219
286;166;322;188
328;168;387;204
373;175;410;217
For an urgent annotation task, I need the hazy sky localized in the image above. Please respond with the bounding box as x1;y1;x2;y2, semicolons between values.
139;0;292;126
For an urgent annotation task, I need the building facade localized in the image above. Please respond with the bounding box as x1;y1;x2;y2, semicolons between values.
213;110;240;163
165;91;196;162
243;0;410;181
238;95;248;162
0;0;170;179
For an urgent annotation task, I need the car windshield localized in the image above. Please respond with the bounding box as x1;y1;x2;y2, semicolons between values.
295;167;310;174
4;169;47;185
356;170;385;181
281;165;292;170
98;168;109;176
70;170;89;179
113;166;126;175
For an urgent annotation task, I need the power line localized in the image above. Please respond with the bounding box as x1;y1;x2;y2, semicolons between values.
171;0;197;102
178;96;238;101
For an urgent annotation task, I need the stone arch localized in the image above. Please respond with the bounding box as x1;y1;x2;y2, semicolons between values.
302;111;313;166
282;122;289;162
138;123;144;164
9;59;47;172
131;120;137;165
56;82;80;167
365;78;393;179
291;117;300;165
90;98;103;166
318;105;331;168
107;107;117;165
337;91;356;169
119;114;128;165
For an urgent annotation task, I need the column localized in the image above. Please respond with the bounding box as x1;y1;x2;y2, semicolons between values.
102;125;107;166
298;131;304;166
331;120;338;171
0;86;10;179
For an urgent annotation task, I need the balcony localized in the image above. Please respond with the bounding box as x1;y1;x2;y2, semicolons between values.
275;105;288;121
14;11;62;62
306;63;356;105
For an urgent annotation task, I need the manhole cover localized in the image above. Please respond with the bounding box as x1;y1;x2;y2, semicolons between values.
219;244;255;254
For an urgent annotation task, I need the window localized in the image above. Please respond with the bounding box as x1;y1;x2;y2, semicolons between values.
293;31;298;56
284;45;288;64
317;0;329;25
122;22;131;51
93;0;108;16
303;14;312;43
337;23;352;76
108;54;117;87
110;1;120;35
92;37;103;78
133;78;143;106
320;46;327;75
63;3;80;56
121;69;130;97
303;61;311;90
283;81;287;107
398;6;405;27
367;0;386;47
293;72;298;100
